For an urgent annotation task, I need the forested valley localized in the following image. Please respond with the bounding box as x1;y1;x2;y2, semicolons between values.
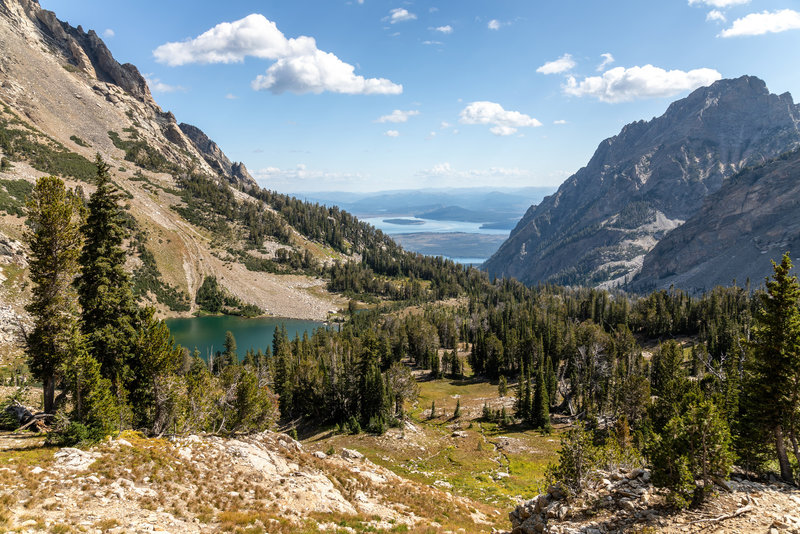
8;156;800;513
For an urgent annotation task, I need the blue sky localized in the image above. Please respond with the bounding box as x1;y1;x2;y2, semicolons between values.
40;0;800;192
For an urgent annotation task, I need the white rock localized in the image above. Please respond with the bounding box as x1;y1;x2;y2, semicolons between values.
341;448;364;460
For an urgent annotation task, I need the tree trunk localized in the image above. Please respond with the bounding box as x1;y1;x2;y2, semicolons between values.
42;375;55;415
789;427;800;482
775;424;793;483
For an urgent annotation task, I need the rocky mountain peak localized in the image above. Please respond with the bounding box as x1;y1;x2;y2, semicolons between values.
179;123;257;188
484;76;800;288
0;0;256;187
1;0;151;102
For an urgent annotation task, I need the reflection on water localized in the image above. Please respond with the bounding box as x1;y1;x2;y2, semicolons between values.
166;315;327;359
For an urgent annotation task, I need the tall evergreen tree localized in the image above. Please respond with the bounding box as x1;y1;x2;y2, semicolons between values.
748;253;800;483
131;308;184;433
223;330;238;367
532;363;551;432
77;156;137;389
24;176;85;414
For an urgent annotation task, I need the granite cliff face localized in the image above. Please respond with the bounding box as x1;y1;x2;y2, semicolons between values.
179;123;256;187
0;0;252;188
483;76;800;288
633;149;800;292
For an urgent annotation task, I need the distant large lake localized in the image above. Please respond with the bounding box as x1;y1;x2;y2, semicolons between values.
362;217;510;236
166;315;327;358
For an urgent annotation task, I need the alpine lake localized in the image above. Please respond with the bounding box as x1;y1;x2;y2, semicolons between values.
166;315;329;359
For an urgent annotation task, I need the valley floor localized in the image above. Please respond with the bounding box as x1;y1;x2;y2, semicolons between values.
2;377;799;533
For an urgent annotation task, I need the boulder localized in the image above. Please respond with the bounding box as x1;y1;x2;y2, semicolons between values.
341;448;364;460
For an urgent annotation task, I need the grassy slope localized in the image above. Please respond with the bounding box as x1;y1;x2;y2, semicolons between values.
304;375;561;511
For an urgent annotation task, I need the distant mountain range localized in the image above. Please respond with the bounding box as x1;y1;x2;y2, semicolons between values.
484;76;800;292
292;187;555;227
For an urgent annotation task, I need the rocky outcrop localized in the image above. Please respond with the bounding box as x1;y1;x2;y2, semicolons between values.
633;148;800;292
484;76;800;288
509;469;653;534
1;431;494;533
179;123;257;187
7;0;151;101
0;0;252;185
508;468;800;534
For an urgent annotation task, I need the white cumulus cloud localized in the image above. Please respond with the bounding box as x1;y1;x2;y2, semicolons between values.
154;13;401;95
153;14;314;66
144;75;185;93
536;54;576;75
688;0;749;7
597;53;615;71
386;8;417;24
254;165;368;190
103;28;115;38
251;50;402;95
554;119;567;125
706;10;727;22
459;101;542;136
719;9;800;37
417;163;532;181
563;65;721;103
433;25;453;34
488;19;502;30
384;130;400;137
376;110;420;123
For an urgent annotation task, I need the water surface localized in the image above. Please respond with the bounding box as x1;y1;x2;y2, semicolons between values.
166;315;326;358
363;217;510;236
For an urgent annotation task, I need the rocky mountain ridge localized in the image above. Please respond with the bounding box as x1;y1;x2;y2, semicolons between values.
508;467;800;534
0;0;254;188
633;148;800;292
484;76;800;289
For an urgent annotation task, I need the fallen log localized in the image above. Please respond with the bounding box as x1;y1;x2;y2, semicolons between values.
687;504;753;525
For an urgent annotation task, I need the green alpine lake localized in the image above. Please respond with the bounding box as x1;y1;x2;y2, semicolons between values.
166;315;328;358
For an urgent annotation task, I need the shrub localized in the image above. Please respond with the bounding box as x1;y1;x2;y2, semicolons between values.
346;415;361;434
546;422;597;495
648;399;734;508
46;421;107;447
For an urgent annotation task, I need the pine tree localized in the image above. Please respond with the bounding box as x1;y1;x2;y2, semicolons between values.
131;308;184;433
273;326;293;417
498;375;507;397
62;347;118;437
360;360;386;427
77;156;137;390
650;399;734;508
24;176;85;414
532;363;551;433
748;252;800;483
223;330;238;367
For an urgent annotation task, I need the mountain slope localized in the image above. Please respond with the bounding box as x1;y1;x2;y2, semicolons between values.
0;0;346;325
483;76;800;287
632;148;800;292
0;0;253;188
